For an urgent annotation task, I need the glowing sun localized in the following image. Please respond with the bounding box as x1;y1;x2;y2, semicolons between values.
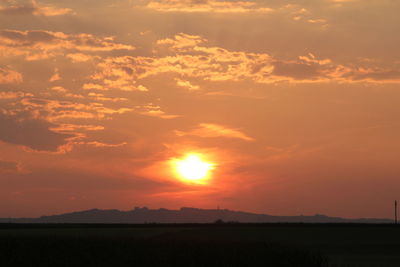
172;153;215;184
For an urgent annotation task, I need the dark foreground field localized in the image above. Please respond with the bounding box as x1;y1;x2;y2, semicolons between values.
1;224;399;267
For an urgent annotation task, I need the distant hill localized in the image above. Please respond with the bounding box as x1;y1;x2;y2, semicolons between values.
0;207;393;224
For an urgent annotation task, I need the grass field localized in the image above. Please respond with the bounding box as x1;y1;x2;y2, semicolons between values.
1;223;399;267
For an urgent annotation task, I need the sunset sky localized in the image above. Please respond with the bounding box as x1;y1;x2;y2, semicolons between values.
1;0;399;218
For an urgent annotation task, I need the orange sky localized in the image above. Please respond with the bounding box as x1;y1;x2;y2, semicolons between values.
1;0;399;218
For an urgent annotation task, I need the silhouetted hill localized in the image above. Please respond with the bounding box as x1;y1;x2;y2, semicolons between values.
0;207;392;224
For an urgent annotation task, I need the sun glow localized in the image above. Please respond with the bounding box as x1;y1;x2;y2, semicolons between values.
172;153;215;184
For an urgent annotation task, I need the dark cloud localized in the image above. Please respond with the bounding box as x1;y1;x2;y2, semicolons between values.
0;1;73;17
0;112;72;151
0;4;35;16
0;160;18;173
0;29;56;43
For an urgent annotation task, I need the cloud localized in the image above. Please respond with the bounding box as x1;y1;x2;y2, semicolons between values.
0;67;23;84
175;78;200;90
157;34;400;84
82;83;108;91
87;34;297;84
19;97;134;122
0;91;32;99
87;92;128;102
72;141;127;148
83;32;400;90
0;112;73;151
49;68;61;82
0;160;19;173
153;34;336;83
137;85;149;92
66;53;94;63
0;1;74;16
91;33;274;85
176;123;254;141
49;124;105;132
145;0;273;13
157;33;206;50
144;1;329;28
0;29;135;60
34;6;74;17
85;57;152;92
307;18;327;24
329;0;357;3
50;86;67;93
346;68;400;83
135;104;181;119
272;61;321;80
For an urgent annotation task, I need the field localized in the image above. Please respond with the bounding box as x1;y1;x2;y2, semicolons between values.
1;223;399;267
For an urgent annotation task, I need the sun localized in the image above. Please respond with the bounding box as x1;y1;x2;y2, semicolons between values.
172;153;215;184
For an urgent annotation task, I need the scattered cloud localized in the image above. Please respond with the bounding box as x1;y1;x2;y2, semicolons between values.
0;0;399;219
91;33;400;85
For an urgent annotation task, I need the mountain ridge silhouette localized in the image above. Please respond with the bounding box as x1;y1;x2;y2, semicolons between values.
0;207;392;223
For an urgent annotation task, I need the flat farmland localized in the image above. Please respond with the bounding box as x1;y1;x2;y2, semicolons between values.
1;224;399;267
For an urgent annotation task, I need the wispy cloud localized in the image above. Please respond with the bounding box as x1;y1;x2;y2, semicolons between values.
135;104;181;119
0;91;32;99
176;123;254;141
145;0;273;13
0;29;135;61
